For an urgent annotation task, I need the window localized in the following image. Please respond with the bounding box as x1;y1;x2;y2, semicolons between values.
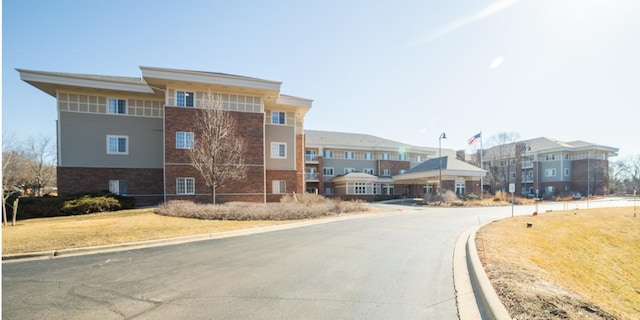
545;168;557;177
323;167;334;176
271;111;285;124
564;153;570;160
399;169;406;174
107;135;128;154
272;180;286;194
323;150;333;158
109;180;127;195
176;131;194;149
344;168;356;174
398;154;407;161
416;156;423;162
354;182;366;194
510;172;516;180
564;168;570;176
108;98;127;114
363;168;374;175
344;151;355;159
324;187;334;195
364;152;373;160
382;169;391;176
545;154;556;161
510;159;516;165
381;153;390;160
176;177;195;195
271;142;286;158
176;91;195;107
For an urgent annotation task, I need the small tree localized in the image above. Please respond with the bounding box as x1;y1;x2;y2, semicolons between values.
189;92;248;204
487;132;520;193
23;135;56;197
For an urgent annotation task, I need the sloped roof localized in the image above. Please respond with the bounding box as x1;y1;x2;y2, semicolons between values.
482;137;618;159
305;130;436;154
405;156;484;174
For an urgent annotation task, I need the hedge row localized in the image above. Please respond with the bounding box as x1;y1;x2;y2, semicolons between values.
5;191;136;220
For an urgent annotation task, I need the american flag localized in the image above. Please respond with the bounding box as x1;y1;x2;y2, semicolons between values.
468;132;481;145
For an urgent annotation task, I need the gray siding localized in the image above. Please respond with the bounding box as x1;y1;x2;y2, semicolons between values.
265;124;295;170
59;112;163;168
321;159;378;182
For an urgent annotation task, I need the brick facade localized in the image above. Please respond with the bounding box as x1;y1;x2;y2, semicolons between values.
571;159;609;196
378;160;410;175
57;167;164;206
266;170;298;202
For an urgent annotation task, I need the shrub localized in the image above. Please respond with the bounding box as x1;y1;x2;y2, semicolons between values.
155;194;367;221
61;195;121;215
464;193;480;201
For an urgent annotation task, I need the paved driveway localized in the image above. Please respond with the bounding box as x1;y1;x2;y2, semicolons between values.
3;198;634;319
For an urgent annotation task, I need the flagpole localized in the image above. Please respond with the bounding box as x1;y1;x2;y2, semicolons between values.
480;131;483;200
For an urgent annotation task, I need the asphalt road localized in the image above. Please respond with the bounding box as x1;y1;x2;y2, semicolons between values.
3;198;635;319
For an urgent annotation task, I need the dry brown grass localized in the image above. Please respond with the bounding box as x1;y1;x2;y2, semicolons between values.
478;207;640;319
2;208;292;255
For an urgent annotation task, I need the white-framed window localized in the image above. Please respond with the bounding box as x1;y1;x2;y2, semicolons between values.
176;177;195;195
271;142;286;159
545;154;556;161
398;154;407;161
344;168;356;174
564;153;570;160
323;167;334;176
324;187;334;195
381;153;390;160
272;180;286;194
271;111;286;125
354;182;366;194
564;168;570;176
176;131;194;149
108;98;127;114
323;150;333;158
364;152;373;160
109;180;127;195
107;135;128;154
363;168;374;175
382;169;391;176
416;156;423;162
399;169;406;174
500;160;508;167
176;91;195;107
545;168;557;177
344;151;355;159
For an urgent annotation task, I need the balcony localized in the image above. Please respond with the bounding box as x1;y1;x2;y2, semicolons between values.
522;176;534;183
305;154;319;163
305;173;319;182
521;161;534;169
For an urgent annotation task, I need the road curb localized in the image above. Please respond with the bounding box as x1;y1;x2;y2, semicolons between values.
455;224;512;320
2;213;374;263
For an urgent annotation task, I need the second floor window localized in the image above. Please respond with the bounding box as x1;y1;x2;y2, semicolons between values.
271;142;286;158
545;168;557;177
107;135;128;154
272;111;285;124
323;167;334;176
382;169;391;176
108;98;127;114
364;152;373;160
177;91;194;107
363;168;374;175
176;131;194;149
344;152;355;159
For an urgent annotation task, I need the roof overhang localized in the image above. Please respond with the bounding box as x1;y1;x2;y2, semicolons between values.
393;169;485;184
140;66;282;96
17;68;155;97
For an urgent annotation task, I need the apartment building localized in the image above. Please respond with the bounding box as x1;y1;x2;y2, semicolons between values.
472;137;618;198
18;66;312;205
304;130;485;200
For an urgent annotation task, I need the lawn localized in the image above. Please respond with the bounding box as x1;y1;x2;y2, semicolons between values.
478;207;640;319
2;208;292;255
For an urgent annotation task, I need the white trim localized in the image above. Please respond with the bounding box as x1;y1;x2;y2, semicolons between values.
270;142;287;159
17;69;154;95
140;66;282;92
176;177;195;195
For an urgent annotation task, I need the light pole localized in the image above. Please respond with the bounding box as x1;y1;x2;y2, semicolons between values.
439;132;447;198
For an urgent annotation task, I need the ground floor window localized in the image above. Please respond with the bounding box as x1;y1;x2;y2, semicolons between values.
176;177;195;195
272;180;286;194
354;182;366;194
109;180;127;195
325;187;334;195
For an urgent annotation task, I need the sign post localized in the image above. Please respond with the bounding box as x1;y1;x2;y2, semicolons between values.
509;183;515;217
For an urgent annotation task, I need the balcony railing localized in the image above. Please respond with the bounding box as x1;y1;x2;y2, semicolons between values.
305;155;319;163
305;173;319;181
521;161;534;169
522;176;534;183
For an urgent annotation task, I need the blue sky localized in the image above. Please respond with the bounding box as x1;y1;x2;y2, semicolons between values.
3;0;640;158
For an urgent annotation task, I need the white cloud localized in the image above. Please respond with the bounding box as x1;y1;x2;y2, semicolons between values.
490;56;504;69
412;0;521;45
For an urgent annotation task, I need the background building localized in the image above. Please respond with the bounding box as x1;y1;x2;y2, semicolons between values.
469;137;618;198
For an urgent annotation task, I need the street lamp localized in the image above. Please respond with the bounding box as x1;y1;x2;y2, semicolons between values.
439;132;447;198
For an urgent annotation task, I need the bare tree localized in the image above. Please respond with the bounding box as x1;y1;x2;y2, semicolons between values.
23;136;56;197
2;136;27;226
189;92;248;204
487;132;520;193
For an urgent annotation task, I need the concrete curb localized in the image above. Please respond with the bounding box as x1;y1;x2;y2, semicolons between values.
2;213;372;263
455;225;512;320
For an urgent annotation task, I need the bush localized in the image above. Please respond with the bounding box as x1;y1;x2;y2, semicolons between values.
464;193;480;201
155;194;367;221
61;195;121;215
